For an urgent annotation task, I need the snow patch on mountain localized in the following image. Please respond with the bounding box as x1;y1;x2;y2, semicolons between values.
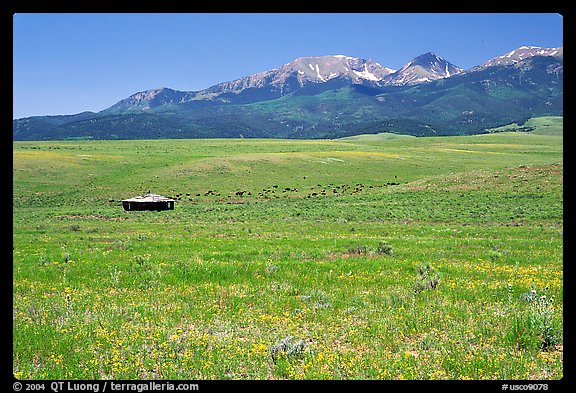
189;55;398;102
352;64;381;81
108;47;562;111
314;64;324;81
474;46;563;70
383;52;463;86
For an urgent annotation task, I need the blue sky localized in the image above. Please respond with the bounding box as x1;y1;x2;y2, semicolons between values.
13;13;563;119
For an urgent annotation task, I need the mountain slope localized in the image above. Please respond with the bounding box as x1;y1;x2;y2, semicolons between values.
186;55;395;105
103;88;192;114
13;46;563;140
249;54;563;137
370;55;563;134
473;46;563;70
384;52;463;86
12;111;99;140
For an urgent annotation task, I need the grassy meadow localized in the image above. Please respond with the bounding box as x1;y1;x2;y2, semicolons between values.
13;117;563;380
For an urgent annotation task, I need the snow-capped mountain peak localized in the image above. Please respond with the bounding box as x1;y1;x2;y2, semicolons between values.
281;55;395;84
191;55;397;102
475;46;563;70
108;48;560;111
383;52;463;86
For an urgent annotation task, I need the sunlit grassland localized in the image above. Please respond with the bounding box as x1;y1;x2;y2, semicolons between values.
486;116;563;136
13;126;563;380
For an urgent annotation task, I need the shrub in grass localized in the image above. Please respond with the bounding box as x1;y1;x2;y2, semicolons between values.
347;244;368;255
506;286;562;350
528;292;561;350
270;336;306;364
376;241;394;256
38;255;48;267
412;263;440;294
133;253;151;268
346;241;394;257
488;248;503;262
60;245;71;263
300;289;332;309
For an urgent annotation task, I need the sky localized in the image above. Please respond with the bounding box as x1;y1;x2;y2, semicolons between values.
12;13;563;119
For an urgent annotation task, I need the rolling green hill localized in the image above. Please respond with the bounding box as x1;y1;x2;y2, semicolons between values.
487;116;563;136
13;127;563;379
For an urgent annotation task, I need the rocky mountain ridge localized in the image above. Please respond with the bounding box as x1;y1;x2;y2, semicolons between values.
473;46;562;70
13;45;563;140
104;52;462;111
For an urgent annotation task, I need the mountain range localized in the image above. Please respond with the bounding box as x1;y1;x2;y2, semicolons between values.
13;46;563;140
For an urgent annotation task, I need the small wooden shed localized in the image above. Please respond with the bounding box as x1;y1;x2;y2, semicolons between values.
122;191;175;211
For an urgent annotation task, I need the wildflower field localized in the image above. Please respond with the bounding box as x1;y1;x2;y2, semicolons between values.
13;118;563;380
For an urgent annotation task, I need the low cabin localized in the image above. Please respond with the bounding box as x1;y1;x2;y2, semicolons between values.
122;192;175;211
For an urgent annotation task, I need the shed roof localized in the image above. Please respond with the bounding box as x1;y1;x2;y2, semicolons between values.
122;192;175;203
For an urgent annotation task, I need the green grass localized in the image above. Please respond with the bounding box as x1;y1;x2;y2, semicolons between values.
13;122;563;380
338;132;417;141
526;116;564;136
486;116;563;136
